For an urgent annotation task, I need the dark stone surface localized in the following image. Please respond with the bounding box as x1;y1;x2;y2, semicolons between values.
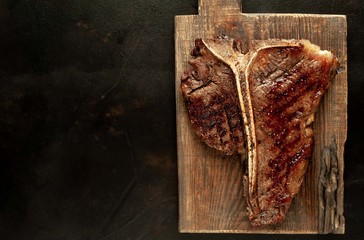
0;0;362;239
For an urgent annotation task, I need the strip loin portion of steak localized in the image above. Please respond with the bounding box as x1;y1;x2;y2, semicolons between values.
181;37;339;226
180;39;245;155
244;40;339;226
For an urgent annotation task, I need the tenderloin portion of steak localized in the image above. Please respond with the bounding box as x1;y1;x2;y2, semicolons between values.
180;39;245;155
181;37;339;226
244;40;339;226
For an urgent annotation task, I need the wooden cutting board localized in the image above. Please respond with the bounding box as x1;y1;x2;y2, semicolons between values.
175;0;347;234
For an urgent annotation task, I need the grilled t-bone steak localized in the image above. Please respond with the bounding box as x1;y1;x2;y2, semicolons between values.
181;37;339;226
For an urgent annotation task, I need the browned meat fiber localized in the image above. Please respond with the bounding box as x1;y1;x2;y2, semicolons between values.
180;37;339;226
180;39;245;155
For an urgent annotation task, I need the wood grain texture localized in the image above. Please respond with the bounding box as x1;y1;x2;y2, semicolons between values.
175;0;346;234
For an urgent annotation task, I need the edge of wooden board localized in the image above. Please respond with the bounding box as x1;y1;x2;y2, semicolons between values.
179;229;318;234
175;13;347;19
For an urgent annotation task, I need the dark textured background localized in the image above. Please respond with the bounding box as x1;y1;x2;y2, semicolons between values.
0;0;362;239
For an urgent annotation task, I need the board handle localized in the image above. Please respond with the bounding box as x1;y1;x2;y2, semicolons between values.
199;0;242;15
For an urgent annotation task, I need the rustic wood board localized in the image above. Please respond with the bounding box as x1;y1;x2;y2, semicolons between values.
175;0;347;234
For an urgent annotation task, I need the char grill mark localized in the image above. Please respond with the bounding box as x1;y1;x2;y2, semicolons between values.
180;39;245;155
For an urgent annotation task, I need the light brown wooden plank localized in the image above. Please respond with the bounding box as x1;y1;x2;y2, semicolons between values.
175;0;346;234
